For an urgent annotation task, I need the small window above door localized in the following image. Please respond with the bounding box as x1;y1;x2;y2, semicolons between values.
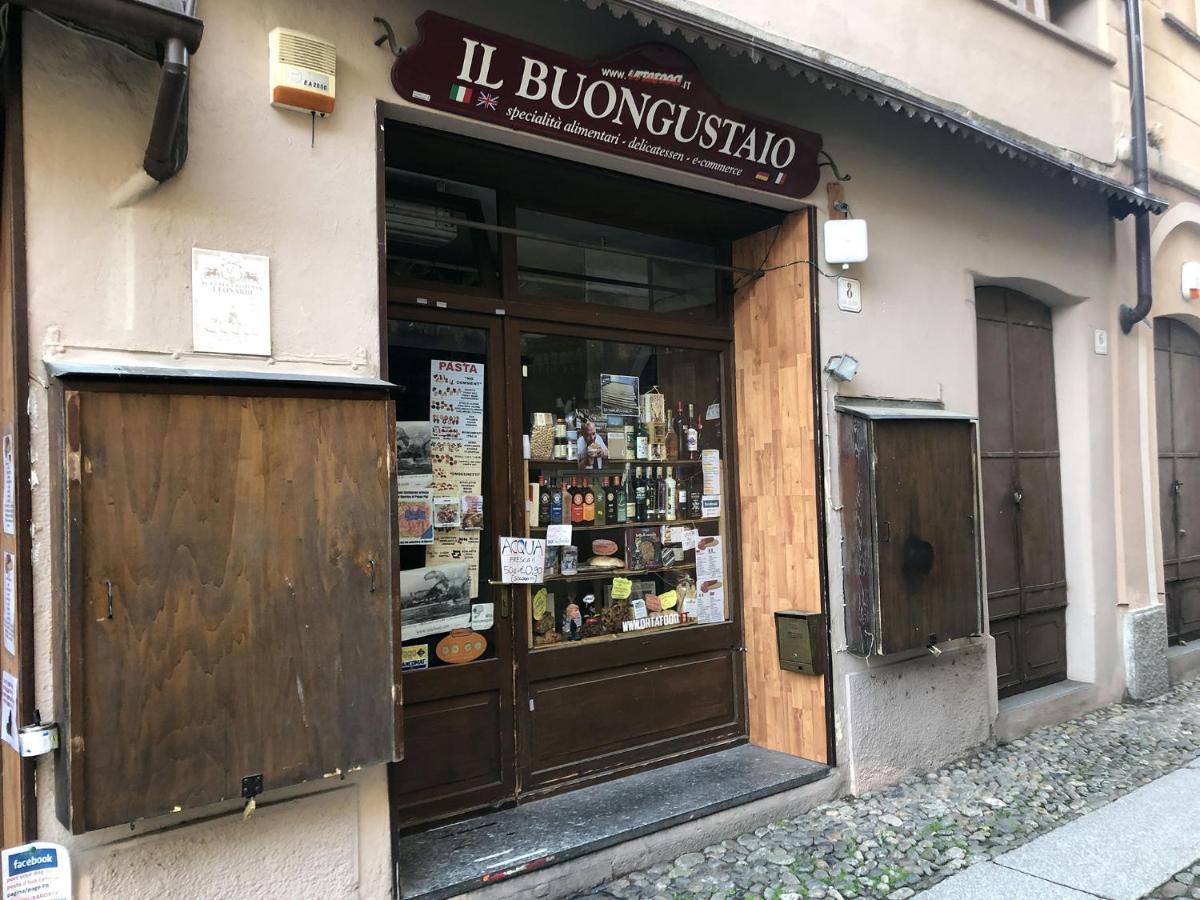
384;169;500;291
514;209;720;318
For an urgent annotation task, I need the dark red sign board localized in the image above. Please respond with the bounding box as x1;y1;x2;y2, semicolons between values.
390;11;823;199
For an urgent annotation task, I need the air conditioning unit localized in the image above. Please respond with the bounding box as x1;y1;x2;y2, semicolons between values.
269;27;336;116
385;200;460;248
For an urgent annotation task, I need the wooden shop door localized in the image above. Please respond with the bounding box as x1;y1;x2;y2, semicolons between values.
387;308;518;828
1154;317;1200;642
976;288;1068;697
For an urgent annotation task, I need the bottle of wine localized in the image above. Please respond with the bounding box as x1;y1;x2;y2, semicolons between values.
571;476;585;524
686;404;699;459
550;478;563;525
689;471;703;518
675;401;686;458
665;409;679;461
615;475;628;523
538;475;550;527
604;476;616;522
665;468;677;521
676;469;688;521
636;418;649;461
583;477;596;524
656;467;667;520
634;466;647;522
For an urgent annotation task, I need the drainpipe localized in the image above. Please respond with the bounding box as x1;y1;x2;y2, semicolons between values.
1119;0;1153;334
13;0;201;185
141;8;192;183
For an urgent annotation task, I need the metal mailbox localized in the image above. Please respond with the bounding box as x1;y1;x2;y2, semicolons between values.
774;610;826;675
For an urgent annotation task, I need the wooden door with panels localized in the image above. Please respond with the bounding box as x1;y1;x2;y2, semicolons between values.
976;287;1068;697
386;309;517;829
1154;317;1200;642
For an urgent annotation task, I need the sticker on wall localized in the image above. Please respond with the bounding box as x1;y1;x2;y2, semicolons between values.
191;248;271;356
2;433;14;536
399;563;472;641
435;628;487;664
433;496;462;529
2;552;14;656
401;645;429;672
1;842;71;900
460;495;484;531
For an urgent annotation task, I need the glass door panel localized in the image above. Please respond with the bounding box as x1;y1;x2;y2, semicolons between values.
518;330;732;650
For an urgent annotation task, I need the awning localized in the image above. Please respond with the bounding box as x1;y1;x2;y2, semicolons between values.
579;0;1167;218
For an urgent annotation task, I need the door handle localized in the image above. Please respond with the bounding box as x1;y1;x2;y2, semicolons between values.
1174;480;1184;495
1012;488;1024;509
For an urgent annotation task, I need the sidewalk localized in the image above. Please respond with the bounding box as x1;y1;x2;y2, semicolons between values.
572;677;1200;899
918;760;1200;898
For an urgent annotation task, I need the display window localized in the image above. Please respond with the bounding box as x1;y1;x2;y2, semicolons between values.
520;332;730;648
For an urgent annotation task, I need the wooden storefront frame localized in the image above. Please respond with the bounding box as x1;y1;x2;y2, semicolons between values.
379;111;834;827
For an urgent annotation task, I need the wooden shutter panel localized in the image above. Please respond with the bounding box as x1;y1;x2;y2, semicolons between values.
57;384;401;833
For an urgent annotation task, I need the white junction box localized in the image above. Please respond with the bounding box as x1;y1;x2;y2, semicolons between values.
824;218;869;266
269;27;336;115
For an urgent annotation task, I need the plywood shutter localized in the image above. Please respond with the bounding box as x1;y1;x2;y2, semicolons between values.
732;212;828;763
57;385;402;832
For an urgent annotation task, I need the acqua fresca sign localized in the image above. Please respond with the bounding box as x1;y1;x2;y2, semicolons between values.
390;12;823;200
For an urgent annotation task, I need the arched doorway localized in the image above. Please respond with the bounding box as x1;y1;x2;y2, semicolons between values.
976;287;1068;696
1154;317;1200;642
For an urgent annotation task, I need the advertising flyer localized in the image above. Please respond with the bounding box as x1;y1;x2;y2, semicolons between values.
2;552;13;656
427;360;485;597
2;842;71;900
397;488;434;545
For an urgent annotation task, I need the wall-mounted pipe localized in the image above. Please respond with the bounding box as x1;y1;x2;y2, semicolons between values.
1119;0;1153;334
13;0;201;184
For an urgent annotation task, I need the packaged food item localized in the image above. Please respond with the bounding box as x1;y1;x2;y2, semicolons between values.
560;545;579;576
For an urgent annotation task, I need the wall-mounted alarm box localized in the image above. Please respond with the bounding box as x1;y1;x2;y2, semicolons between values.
269;27;336;116
824;218;869;265
1183;261;1200;301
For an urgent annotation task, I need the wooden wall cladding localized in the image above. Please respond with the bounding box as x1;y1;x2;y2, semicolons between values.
731;213;828;763
57;385;401;833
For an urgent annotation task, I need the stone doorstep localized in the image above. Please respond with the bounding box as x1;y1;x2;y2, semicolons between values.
1169;643;1200;686
994;680;1099;744
396;745;839;900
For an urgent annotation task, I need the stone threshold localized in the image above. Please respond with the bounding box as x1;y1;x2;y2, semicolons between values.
396;744;830;900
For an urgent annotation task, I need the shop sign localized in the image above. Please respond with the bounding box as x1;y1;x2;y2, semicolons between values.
390;11;823;199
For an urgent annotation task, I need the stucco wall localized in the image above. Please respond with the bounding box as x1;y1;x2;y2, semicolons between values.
16;0;1147;893
645;0;1118;163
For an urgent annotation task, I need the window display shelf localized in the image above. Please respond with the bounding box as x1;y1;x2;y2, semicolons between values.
530;517;714;533
541;562;696;584
527;459;703;471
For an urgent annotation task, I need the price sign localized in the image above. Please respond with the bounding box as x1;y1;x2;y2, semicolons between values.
499;537;546;584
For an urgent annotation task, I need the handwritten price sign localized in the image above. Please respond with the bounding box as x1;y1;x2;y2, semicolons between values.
499;537;546;584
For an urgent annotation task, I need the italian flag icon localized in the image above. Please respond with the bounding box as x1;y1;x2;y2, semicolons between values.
449;84;473;103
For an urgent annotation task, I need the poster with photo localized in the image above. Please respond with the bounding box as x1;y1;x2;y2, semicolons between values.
396;421;433;489
400;562;472;641
397;488;434;545
599;373;639;417
426;531;482;597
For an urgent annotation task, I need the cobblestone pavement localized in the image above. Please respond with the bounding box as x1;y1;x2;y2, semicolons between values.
1147;860;1200;899
573;678;1200;900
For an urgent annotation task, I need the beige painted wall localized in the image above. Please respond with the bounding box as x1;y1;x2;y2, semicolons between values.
16;0;1152;893
647;0;1119;162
